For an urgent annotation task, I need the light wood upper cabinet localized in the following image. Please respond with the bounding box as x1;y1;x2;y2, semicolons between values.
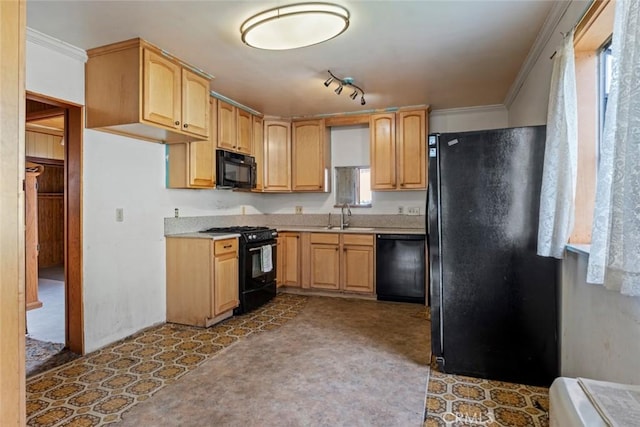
292;119;330;192
397;109;427;189
236;108;253;155
167;97;217;189
370;109;427;191
213;239;239;316
252;116;264;191
263;120;291;191
143;48;181;130
86;38;211;144
217;100;236;151
166;236;239;327
370;113;397;190
181;68;210;138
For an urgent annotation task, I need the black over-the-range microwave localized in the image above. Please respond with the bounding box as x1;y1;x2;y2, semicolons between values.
216;149;256;189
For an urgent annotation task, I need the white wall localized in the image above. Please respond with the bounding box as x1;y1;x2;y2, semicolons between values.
561;252;640;384
26;31;256;352
429;105;508;133
258;125;427;215
508;2;591;126
507;0;640;383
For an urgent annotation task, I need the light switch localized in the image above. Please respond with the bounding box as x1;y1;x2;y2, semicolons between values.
116;208;124;222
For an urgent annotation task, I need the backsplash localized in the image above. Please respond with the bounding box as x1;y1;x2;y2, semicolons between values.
164;214;425;235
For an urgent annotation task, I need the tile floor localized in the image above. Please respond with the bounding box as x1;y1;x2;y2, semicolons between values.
26;294;308;426
27;278;65;344
424;367;550;427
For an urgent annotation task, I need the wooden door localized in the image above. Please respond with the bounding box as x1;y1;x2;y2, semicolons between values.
181;68;210;138
397;109;426;190
25;169;42;310
342;244;374;294
263;120;291;191
370;113;396;190
217;100;236;151
142;48;181;129
282;233;300;287
292;120;327;191
252;115;264;191
214;239;239;316
310;244;340;290
236;108;253;155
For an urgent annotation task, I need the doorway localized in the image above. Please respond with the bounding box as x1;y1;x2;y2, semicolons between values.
25;92;84;360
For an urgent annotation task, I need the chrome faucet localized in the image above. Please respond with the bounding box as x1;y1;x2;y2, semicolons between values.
340;203;352;229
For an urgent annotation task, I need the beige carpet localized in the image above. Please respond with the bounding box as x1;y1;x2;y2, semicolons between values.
117;296;431;426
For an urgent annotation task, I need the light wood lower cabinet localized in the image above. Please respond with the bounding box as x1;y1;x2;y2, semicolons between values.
166;237;238;327
308;233;374;294
281;232;301;287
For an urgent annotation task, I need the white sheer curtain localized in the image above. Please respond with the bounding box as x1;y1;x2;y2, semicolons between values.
537;32;578;259
587;0;640;297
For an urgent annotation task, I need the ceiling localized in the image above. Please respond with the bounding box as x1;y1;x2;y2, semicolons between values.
26;1;557;117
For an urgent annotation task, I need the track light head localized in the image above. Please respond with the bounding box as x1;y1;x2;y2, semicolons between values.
324;71;365;105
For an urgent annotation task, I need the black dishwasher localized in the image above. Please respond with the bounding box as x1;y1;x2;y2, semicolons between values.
376;234;426;304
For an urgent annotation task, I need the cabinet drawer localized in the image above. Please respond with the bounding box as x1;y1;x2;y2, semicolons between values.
214;238;237;255
342;234;374;246
310;233;339;244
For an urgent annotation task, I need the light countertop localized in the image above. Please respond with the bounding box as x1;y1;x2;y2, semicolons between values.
275;226;425;235
165;232;241;240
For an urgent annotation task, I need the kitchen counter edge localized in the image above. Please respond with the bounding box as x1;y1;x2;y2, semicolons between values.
274;227;426;235
165;232;241;240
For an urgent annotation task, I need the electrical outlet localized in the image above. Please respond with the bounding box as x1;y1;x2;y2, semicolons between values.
174;208;179;218
116;208;124;222
241;205;246;215
397;206;404;215
295;206;303;214
407;207;420;216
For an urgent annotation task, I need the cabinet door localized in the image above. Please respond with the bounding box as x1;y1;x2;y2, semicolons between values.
188;97;216;187
310;244;340;290
252;116;264;191
370;113;396;190
214;251;239;316
342;244;374;294
283;233;300;287
217;100;236;151
397;109;426;189
143;48;181;129
181;68;210;138
263;120;291;191
292;120;327;191
276;236;284;287
236;109;253;155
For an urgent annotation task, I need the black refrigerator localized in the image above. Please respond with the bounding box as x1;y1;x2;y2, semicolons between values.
427;126;558;387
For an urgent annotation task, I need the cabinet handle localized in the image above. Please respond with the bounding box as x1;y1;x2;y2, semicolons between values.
174;120;180;126
223;244;232;248
183;123;189;128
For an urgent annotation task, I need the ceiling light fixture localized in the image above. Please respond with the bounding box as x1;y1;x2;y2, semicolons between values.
240;3;350;50
324;70;366;105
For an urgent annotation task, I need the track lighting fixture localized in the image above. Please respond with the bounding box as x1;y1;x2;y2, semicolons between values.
323;70;366;105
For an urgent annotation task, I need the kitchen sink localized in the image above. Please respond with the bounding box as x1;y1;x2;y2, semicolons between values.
341;227;375;231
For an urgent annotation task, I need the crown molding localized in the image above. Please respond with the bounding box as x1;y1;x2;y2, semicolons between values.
26;28;88;63
503;0;574;108
429;104;506;117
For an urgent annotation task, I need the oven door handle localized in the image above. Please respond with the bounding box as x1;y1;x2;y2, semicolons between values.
248;243;277;252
